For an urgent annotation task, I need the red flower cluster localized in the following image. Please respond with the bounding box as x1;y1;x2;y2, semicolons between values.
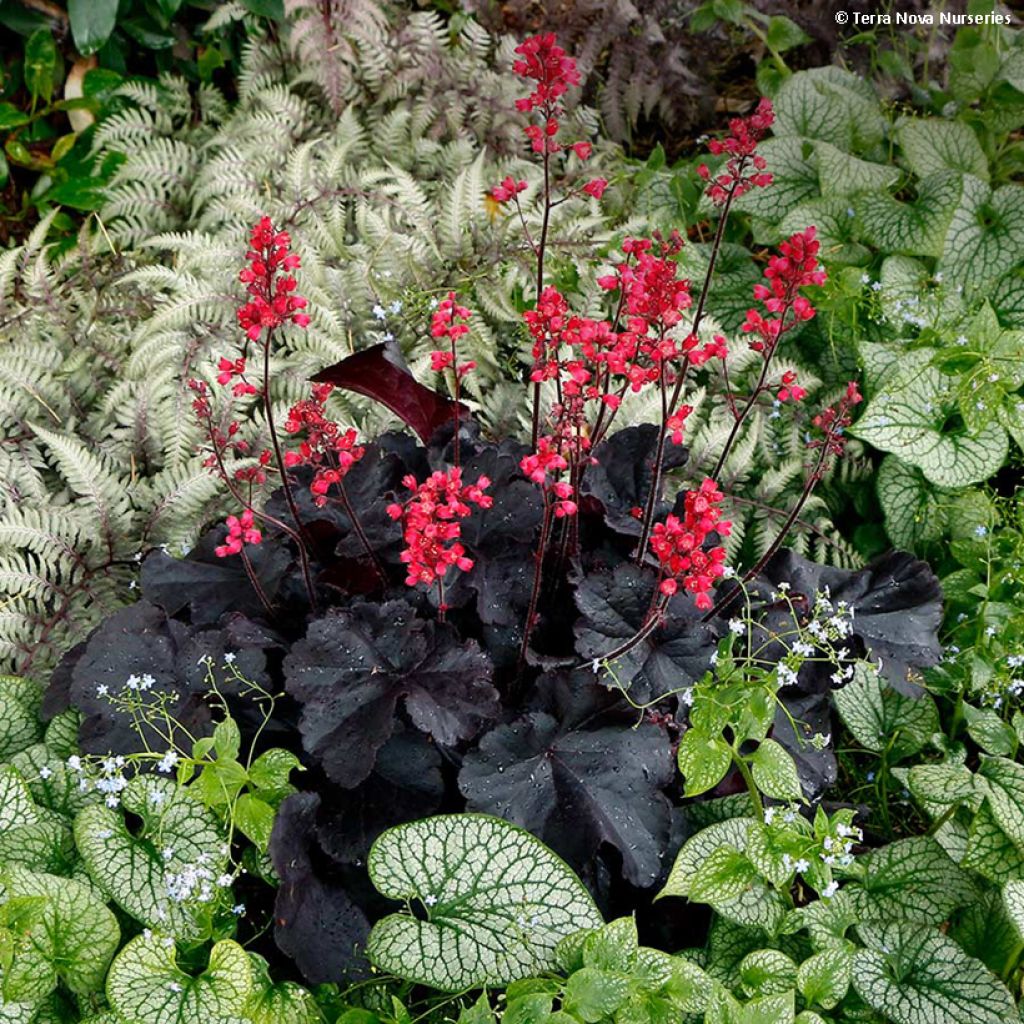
742;227;826;355
777;370;807;403
387;469;493;588
282;383;366;506
429;292;475;377
809;382;863;463
491;176;528;204
520;437;577;518
215;508;262;558
512;33;580;114
216;356;257;397
237;217;311;342
698;98;774;205
649;479;731;609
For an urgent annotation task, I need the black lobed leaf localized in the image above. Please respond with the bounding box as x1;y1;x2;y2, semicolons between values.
773;692;837;800
758;549;943;695
314;727;445;865
48;602;275;756
458;708;675;888
582;426;689;535
141;530;292;626
284;601;499;788
55;602;210;755
573;562;721;701
269;792;371;984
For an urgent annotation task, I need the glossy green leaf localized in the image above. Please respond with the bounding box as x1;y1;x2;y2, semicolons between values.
68;0;117;56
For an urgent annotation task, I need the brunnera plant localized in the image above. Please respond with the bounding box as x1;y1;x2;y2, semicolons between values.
47;34;943;983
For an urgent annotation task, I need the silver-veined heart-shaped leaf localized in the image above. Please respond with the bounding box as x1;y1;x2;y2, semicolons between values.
366;814;602;991
74;776;227;940
0;867;119;1003
106;934;252;1024
852;921;1016;1024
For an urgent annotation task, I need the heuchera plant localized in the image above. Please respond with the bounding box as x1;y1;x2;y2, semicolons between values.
45;34;943;983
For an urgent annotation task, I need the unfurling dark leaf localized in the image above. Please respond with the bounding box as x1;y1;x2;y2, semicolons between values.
312;342;468;443
284;601;499;787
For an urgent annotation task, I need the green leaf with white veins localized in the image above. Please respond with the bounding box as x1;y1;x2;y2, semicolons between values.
833;663;938;760
897;118;989;181
243;954;320;1024
939;177;1024;292
852;351;1008;487
855;171;962;259
962;799;1024;883
978;757;1024;848
876;457;948;551
0;678;42;760
677;728;732;797
773;67;885;150
797;948;851;1010
778;199;870;266
1002;880;1024;943
107;935;252;1024
750;740;802;801
729;137;818;225
365;814;602;991
0;868;119;1002
659;818;755;900
852;921;1016;1024
815;141;900;197
844;837;976;925
74;776;226;941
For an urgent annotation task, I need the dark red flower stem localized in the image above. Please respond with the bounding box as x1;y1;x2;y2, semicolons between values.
336;479;387;588
710;297;800;481
705;425;833;621
450;330;461;469
517;492;555;679
239;547;274;617
530;140;554;448
633;179;742;564
261;335;318;610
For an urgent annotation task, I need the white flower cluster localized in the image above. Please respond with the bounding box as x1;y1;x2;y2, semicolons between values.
67;753;128;807
162;852;235;909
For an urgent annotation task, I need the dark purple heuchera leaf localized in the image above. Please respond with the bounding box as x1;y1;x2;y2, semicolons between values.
312;342;467;443
44;602;274;755
314;727;444;865
773;693;837;800
266;434;427;568
270;792;371;984
141;530;292;626
574;563;721;701
284;600;499;788
757;549;943;696
459;706;675;888
582;426;689;534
